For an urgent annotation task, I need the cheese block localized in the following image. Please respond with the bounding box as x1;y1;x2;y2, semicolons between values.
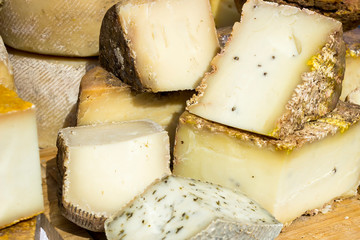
105;176;283;240
0;36;14;90
99;0;219;92
0;85;44;229
77;67;193;150
187;0;344;138
173;102;360;224
210;0;241;28
57;120;171;232
8;49;97;148
0;0;119;56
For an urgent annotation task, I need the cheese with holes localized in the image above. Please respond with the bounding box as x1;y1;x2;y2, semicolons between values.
0;0;119;56
187;0;344;138
77;67;193;149
0;85;44;229
173;102;360;224
105;176;282;240
57;120;171;232
0;36;14;90
99;0;219;92
9;49;97;148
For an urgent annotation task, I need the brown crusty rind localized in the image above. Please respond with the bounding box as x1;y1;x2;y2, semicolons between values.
56;131;107;232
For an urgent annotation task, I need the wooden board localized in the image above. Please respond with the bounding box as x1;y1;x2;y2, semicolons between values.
1;148;360;239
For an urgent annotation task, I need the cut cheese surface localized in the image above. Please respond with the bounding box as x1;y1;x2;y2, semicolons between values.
210;0;241;28
100;0;219;92
173;103;360;224
0;85;44;229
0;0;119;56
9;48;97;148
105;176;282;240
0;36;14;90
57;120;171;232
188;0;344;138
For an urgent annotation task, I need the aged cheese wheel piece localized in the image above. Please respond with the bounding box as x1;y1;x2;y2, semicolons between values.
187;0;344;138
0;36;14;90
0;0;119;56
0;85;44;229
105;176;283;240
57;120;171;232
210;0;241;28
174;102;360;224
8;49;97;148
99;0;219;92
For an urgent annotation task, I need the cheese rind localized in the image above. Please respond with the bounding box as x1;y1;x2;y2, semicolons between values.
187;0;344;138
57;120;171;232
0;36;14;90
99;0;219;92
105;176;282;240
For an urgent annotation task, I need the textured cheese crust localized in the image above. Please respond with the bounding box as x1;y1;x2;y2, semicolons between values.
0;0;119;56
0;36;14;90
9;49;97;148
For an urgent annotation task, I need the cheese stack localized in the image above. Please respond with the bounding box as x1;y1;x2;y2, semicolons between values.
0;36;14;90
0;85;44;229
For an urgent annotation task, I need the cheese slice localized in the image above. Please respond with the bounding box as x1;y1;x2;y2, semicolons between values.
187;0;344;138
8;48;97;148
105;176;283;240
210;0;241;28
0;36;14;90
57;120;171;232
0;85;44;229
99;0;219;92
0;0;119;56
173;102;360;224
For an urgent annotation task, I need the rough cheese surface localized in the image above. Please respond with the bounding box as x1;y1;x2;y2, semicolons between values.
0;36;14;90
57;120;171;232
105;176;282;240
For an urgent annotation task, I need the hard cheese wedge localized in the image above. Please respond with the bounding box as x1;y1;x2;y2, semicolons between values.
0;36;14;90
105;176;283;240
188;0;344;138
99;0;219;92
0;85;44;229
57;120;171;232
174;101;360;224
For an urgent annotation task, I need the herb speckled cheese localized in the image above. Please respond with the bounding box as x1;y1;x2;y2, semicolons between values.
105;176;282;240
0;36;14;90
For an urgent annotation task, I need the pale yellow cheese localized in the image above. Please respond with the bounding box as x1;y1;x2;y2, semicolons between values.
0;36;14;90
210;0;241;28
0;85;44;229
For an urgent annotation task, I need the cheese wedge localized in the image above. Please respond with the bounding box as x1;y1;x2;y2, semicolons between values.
174;102;360;224
0;36;14;90
187;0;344;138
57;120;171;232
8;49;97;148
0;0;119;56
210;0;241;28
0;85;44;229
99;0;219;92
105;176;283;240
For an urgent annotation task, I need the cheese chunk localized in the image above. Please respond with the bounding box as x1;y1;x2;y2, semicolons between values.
0;0;119;56
57;120;171;232
105;176;282;240
99;0;219;92
210;0;241;28
0;36;14;90
188;0;344;138
174;103;360;224
9;49;97;148
0;85;44;229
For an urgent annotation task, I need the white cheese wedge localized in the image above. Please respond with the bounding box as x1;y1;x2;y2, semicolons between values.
0;36;14;90
0;85;44;229
210;0;241;28
0;0;119;56
8;49;97;148
105;176;283;240
173;102;360;224
99;0;219;92
57;120;171;232
187;0;344;138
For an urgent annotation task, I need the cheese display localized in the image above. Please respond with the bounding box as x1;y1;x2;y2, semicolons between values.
0;0;119;56
99;0;219;92
105;176;283;240
0;36;14;90
173;101;360;224
57;120;171;231
210;0;241;28
8;49;97;148
187;0;344;138
0;85;44;229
